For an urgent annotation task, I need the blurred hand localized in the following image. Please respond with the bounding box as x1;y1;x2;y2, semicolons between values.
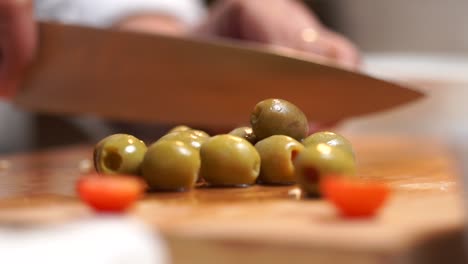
0;0;36;98
115;14;187;36
196;0;360;69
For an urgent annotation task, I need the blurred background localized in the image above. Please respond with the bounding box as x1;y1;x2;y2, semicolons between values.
314;0;468;53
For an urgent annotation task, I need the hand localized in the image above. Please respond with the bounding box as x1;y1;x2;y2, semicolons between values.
115;14;188;36
195;0;360;69
0;0;36;98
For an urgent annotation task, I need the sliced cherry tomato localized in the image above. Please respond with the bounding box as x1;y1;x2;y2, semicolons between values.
77;174;146;212
321;176;390;218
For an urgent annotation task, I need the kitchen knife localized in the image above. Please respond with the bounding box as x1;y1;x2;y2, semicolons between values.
15;22;423;126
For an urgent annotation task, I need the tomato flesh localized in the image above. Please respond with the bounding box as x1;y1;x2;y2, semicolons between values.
321;176;390;218
77;174;145;212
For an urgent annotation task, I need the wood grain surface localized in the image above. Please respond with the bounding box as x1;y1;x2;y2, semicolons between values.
0;135;465;264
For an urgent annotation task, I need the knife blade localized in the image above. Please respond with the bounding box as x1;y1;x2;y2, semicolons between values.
14;22;423;126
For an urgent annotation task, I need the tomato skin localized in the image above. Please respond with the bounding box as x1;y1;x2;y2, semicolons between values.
321;176;390;218
77;174;145;212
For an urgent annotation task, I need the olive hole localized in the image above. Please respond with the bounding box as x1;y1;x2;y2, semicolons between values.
103;148;122;171
291;149;299;162
303;167;320;184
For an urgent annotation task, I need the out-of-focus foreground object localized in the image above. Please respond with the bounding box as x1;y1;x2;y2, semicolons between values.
0;217;168;264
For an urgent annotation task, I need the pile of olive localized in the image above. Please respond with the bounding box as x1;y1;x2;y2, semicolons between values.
93;98;356;196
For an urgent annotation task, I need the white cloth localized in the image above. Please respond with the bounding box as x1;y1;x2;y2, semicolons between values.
34;0;206;27
0;217;168;264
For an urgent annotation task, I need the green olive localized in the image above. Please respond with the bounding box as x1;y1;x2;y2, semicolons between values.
294;143;356;197
168;125;192;133
228;126;257;144
167;126;209;138
158;130;209;150
200;135;260;187
94;134;147;175
303;131;355;159
141;140;200;191
190;129;210;139
250;98;309;141
255;135;304;185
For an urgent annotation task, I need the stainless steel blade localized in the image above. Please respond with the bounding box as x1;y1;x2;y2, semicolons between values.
15;22;424;126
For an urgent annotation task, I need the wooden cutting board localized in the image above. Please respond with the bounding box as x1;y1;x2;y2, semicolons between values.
0;135;465;264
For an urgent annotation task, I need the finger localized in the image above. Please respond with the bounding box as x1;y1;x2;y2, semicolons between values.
194;0;242;38
320;30;361;70
195;0;282;43
115;14;187;36
0;0;36;97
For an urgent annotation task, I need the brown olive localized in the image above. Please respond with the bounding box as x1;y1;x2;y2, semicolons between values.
303;131;355;159
94;134;147;176
141;140;200;191
294;143;356;197
228;126;257;144
250;98;309;141
255;135;304;185
200;135;260;187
